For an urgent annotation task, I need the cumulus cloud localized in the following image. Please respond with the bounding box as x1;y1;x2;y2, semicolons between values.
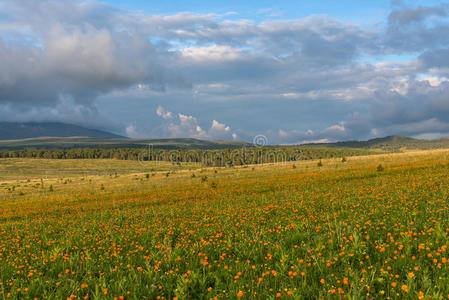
156;107;237;140
0;0;187;127
156;106;173;119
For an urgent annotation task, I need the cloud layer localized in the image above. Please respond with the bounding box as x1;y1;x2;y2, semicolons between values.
1;0;449;143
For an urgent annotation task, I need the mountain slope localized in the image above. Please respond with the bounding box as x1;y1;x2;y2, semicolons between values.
0;136;251;150
304;135;449;151
0;122;124;140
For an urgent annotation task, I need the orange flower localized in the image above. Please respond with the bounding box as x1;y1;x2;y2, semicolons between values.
401;285;408;293
237;291;244;297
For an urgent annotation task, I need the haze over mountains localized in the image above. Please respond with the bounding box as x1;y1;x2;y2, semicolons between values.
0;122;448;151
0;122;251;149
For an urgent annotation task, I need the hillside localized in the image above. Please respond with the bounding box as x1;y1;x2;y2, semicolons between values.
0;137;251;150
0;122;124;139
304;135;449;151
0;122;251;149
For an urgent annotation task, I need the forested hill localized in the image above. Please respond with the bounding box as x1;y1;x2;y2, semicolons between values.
304;136;449;151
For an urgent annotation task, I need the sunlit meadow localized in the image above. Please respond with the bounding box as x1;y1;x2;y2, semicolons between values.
1;150;449;299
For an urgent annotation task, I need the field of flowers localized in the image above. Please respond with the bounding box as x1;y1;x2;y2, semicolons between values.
1;150;449;299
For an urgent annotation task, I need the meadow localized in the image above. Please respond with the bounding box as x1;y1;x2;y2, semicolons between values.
0;150;449;299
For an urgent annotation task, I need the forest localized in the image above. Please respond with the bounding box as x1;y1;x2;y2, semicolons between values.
0;147;377;166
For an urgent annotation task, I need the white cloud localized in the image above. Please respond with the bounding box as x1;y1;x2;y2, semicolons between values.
167;113;207;138
180;45;243;61
156;106;173;119
156;107;237;140
125;124;138;137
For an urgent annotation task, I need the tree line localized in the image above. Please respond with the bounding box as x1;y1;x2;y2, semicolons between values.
0;147;377;166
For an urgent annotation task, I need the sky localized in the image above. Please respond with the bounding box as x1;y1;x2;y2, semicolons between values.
1;0;449;144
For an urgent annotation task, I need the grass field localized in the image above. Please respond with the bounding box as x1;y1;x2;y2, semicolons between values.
1;150;449;299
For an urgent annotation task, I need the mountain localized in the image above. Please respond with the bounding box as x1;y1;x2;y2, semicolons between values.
0;122;251;149
0;122;447;151
303;135;449;151
0;137;251;150
0;122;124;140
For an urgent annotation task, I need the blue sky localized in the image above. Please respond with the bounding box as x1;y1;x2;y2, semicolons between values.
106;0;391;18
102;0;442;24
1;0;449;143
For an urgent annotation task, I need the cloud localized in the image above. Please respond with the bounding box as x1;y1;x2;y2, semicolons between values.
156;107;237;140
0;0;187;127
180;45;243;61
1;0;449;142
125;124;138;138
209;120;233;140
156;106;173;119
386;3;449;52
388;4;447;26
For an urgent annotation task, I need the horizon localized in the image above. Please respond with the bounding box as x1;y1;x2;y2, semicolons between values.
1;0;449;144
1;121;448;145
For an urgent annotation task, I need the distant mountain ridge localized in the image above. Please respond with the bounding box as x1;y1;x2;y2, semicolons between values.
0;122;124;140
0;122;251;149
303;135;449;151
0;122;448;151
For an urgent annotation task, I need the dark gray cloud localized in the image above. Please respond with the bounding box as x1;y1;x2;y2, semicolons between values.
386;3;449;52
1;0;449;142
